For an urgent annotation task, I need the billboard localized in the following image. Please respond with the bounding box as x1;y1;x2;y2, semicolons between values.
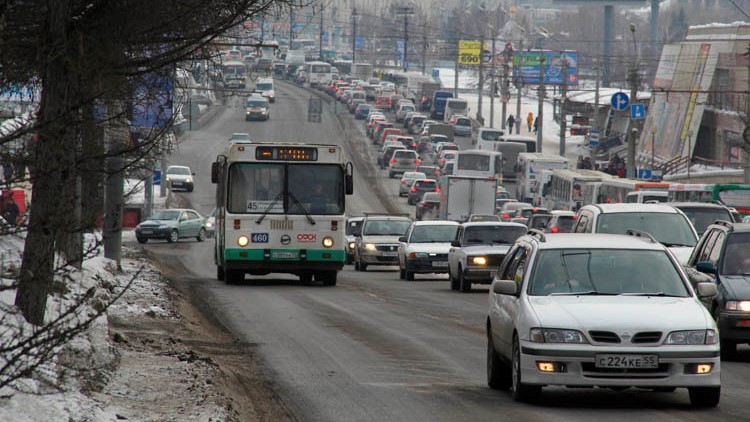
512;50;579;85
458;40;488;66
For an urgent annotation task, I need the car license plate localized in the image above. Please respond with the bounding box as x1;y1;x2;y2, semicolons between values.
272;251;298;259
382;251;398;257
595;354;658;369
399;159;410;164
141;229;153;234
432;261;449;268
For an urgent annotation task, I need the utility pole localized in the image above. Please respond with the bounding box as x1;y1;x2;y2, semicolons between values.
537;53;546;152
501;64;508;129
626;23;639;179
515;40;524;136
477;33;485;125
559;55;569;157
490;35;496;128
319;6;324;60
454;39;459;97
421;23;427;75
744;43;750;184
592;60;601;164
290;8;294;48
352;7;357;63
403;13;408;71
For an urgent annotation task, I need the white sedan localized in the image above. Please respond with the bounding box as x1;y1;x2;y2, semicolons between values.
397;221;459;281
486;232;721;407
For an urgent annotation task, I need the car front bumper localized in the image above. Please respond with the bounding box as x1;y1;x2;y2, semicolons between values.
168;180;193;190
462;266;497;283
518;340;721;388
406;258;449;274
135;227;173;239
717;311;750;342
359;251;399;265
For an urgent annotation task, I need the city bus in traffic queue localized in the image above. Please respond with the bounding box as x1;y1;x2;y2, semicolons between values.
540;169;614;211
515;153;569;204
212;142;354;285
597;178;670;204
453;150;504;185
668;183;750;216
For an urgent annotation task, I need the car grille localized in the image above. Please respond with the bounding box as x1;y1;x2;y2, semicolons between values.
589;331;621;343
631;331;663;344
487;254;505;267
376;244;399;252
427;253;448;260
139;224;160;229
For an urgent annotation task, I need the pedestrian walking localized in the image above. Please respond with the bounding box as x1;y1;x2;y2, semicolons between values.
506;114;516;133
3;195;19;226
533;116;539;133
527;112;534;132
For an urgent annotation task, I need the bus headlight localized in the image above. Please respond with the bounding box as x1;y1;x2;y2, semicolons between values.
322;236;334;248
237;235;249;247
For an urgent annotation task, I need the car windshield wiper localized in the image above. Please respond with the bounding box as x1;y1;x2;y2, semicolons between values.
549;290;618;296
287;191;316;225
660;242;694;248
620;292;685;297
255;191;284;224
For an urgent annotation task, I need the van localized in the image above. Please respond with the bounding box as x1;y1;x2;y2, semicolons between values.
430;91;454;120
254;77;275;102
475;128;505;150
444;98;469;123
493;142;527;182
499;135;537;153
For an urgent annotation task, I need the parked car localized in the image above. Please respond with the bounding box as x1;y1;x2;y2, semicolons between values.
165;165;195;192
135;208;209;243
447;222;527;292
399;172;427;197
487;230;719;407
407;179;439;205
572;203;699;264
685;220;750;357
397;221;460;280
415;192;441;221
354;215;412;271
345;216;364;264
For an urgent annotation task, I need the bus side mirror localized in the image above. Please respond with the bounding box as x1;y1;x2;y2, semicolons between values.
345;162;354;195
211;162;220;184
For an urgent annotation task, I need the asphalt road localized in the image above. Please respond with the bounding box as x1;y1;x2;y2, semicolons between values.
138;79;750;421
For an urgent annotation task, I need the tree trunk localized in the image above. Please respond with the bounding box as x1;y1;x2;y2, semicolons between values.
15;0;78;325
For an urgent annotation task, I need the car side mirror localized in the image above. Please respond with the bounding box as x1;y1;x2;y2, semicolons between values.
211;162;220;184
398;236;407;242
492;279;519;296
696;261;717;275
192;172;196;176
451;240;460;247
696;282;718;299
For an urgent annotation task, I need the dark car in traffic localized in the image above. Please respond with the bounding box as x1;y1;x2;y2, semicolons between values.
407;179;439;205
415;192;440;220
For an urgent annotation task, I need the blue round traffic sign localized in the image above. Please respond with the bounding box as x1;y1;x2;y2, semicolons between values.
611;92;630;111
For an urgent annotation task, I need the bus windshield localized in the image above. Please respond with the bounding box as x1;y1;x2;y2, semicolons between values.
227;163;344;215
310;64;330;73
457;154;490;171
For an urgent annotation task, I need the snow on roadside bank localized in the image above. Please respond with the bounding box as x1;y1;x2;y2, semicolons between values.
0;232;233;421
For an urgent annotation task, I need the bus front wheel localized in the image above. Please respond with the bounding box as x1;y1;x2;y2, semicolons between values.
316;271;337;286
225;270;244;285
216;266;225;281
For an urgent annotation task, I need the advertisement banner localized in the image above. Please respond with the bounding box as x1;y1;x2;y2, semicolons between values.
458;40;488;66
512;50;579;85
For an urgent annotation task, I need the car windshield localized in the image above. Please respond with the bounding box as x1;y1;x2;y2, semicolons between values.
480;130;503;141
403;172;426;180
422;193;440;202
256;83;273;91
246;100;267;108
346;220;363;236
553;216;576;232
529;249;690;297
470;215;500;222
464;225;526;245
151;210;180;220
721;233;750;275
363;220;411;236
596;213;697;247
232;133;251;140
414;181;437;189
167;167;190;175
409;225;458;243
678;207;733;235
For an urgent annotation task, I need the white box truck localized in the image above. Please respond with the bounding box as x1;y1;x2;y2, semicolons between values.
351;62;374;81
438;175;497;222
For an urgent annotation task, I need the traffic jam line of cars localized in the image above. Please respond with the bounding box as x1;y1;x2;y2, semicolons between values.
324;73;744;408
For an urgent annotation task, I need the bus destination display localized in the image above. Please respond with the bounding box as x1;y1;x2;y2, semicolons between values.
255;146;318;161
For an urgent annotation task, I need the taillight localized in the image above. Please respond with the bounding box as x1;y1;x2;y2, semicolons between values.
550;227;560;233
390;158;396;164
411;187;417;192
503;213;510;219
401;180;406;185
435;188;440;193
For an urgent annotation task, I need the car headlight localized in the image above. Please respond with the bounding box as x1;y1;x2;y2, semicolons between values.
158;224;168;229
365;243;376;251
530;328;589;344
408;252;428;258
185;178;192;183
237;235;249;247
165;177;171;182
725;301;750;312
663;330;717;345
348;242;356;250
471;256;487;266
205;221;213;228
322;236;334;248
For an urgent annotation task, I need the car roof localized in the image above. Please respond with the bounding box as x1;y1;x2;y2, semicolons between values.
581;203;681;214
525;233;669;251
346;216;365;222
705;220;750;233
550;210;576;216
666;202;731;210
412;220;459;226
364;215;411;221
166;165;190;171
461;222;527;228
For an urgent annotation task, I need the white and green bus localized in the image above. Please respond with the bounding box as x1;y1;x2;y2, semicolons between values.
211;142;354;285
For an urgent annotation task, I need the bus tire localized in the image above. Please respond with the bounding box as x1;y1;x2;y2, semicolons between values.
299;274;313;284
226;270;244;285
217;266;225;281
318;271;337;286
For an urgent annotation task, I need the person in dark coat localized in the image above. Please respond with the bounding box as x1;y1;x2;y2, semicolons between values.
3;196;19;226
506;114;516;133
